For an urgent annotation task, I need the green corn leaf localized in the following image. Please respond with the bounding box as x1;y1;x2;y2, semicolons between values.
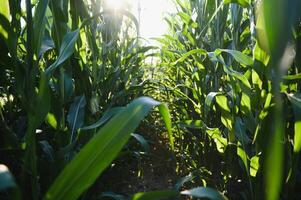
44;97;173;200
63;72;74;102
0;0;9;20
235;118;250;175
33;0;49;57
283;73;301;81
178;12;191;24
131;133;150;153
216;95;233;134
252;69;263;89
219;49;253;66
223;0;250;8
80;107;125;131
234;117;251;145
253;41;270;66
45;29;79;76
264;118;284;200
181;187;228;200
46;113;58;129
0;14;17;59
211;52;252;89
260;0;296;58
237;142;248;174
39;141;55;162
240;92;252;115
31;73;51;129
174;173;196;191
0;0;10;39
223;65;251;89
250;155;259;177
206;129;228;153
286;93;301;153
216;95;230;112
67;95;86;143
253;93;272;144
130;190;178;200
205;92;220;116
39;31;55;58
178;120;206;129
172;49;207;65
158;103;174;150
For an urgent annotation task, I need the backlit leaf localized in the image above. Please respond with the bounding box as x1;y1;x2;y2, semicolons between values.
223;0;249;8
181;187;228;200
45;97;173;200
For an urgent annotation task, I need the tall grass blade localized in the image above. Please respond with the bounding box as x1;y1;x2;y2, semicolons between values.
44;97;173;200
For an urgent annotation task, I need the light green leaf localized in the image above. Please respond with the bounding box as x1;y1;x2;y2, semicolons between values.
178;120;206;129
223;0;249;8
220;49;253;66
205;92;220;116
240;92;252;115
158;103;174;150
0;0;9;19
212;52;252;89
264;121;284;200
206;129;228;153
0;0;10;39
253;41;269;66
250;156;259;177
223;65;251;89
216;95;233;132
46;113;57;129
237;142;248;174
253;93;272;143
216;95;230;112
172;49;207;65
283;73;301;81
44;97;173;200
286;93;301;153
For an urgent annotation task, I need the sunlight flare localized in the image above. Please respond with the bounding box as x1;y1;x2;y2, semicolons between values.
104;0;125;10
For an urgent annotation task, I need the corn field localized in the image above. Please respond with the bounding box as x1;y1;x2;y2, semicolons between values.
0;0;301;199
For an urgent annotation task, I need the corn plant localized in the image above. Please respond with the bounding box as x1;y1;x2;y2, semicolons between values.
0;0;175;199
153;0;301;199
1;0;301;200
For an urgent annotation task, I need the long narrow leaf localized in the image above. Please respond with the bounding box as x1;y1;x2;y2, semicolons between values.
44;97;172;200
45;29;79;76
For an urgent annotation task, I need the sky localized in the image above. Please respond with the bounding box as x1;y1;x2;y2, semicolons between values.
130;0;176;39
104;0;176;40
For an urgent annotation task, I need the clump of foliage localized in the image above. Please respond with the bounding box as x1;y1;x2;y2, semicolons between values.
0;0;175;199
153;0;301;199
